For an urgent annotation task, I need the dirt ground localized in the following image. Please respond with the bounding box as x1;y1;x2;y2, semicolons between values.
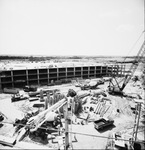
0;78;145;149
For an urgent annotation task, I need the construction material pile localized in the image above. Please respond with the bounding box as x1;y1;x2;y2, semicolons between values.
0;76;144;149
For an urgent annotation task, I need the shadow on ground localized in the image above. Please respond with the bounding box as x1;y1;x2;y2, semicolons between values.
96;124;116;133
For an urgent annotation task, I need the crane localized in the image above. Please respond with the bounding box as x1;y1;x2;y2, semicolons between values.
108;40;145;95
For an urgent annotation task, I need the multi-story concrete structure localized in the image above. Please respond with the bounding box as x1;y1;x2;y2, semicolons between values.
0;63;125;90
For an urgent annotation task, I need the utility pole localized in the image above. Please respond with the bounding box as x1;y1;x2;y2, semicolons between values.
65;89;76;150
65;96;74;150
144;0;145;124
65;98;69;150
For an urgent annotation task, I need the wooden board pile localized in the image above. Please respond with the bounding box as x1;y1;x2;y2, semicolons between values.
71;90;112;123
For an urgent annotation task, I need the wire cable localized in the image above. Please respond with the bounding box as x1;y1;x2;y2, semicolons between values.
124;31;144;62
112;31;145;86
1;120;145;144
66;131;145;144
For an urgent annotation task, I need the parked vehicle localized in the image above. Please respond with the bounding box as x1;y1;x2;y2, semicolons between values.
23;85;37;92
94;118;114;130
11;93;28;102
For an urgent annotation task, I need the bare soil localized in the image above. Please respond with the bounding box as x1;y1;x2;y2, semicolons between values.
0;78;144;149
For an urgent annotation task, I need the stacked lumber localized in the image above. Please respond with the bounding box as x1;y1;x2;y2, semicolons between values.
16;141;53;149
94;101;110;117
100;105;110;117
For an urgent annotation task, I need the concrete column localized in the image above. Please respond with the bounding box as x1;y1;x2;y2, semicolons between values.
106;65;108;76
47;68;49;84
94;66;96;78
0;80;1;91
119;65;122;76
57;67;59;81
81;67;83;79
113;65;116;76
11;70;14;88
26;69;29;85
121;64;124;77
66;67;67;80
111;65;113;76
88;66;90;78
94;66;95;78
65;67;67;80
88;66;89;78
37;69;39;85
117;65;119;76
123;64;126;76
95;66;97;78
73;67;75;77
100;66;102;76
115;65;117;76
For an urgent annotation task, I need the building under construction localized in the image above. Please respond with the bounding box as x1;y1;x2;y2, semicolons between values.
0;63;125;90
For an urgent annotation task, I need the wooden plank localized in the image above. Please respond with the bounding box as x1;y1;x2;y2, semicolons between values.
27;98;67;132
0;135;16;147
29;97;39;102
16;141;54;149
103;105;110;116
33;103;45;108
15;127;28;142
94;102;101;114
100;105;106;117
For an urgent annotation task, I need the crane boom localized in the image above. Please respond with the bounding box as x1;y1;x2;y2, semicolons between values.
108;40;145;95
121;40;145;91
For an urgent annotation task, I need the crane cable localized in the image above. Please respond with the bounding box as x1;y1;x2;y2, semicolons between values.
124;30;145;62
116;31;145;86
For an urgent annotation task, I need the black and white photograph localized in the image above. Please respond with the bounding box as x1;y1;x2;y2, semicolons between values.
0;0;144;149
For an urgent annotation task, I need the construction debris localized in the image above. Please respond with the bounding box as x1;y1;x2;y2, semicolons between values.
0;74;144;149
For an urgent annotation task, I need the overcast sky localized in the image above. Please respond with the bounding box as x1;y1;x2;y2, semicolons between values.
0;0;144;56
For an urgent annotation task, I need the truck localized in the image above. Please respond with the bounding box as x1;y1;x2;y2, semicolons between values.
11;91;28;102
23;85;37;92
94;118;114;130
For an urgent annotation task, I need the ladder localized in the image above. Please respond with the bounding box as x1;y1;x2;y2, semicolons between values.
132;103;141;144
